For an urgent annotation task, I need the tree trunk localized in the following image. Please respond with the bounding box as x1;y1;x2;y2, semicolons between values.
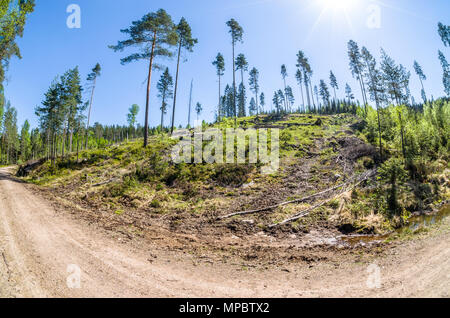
357;77;366;110
309;79;316;111
144;31;157;148
255;87;259;116
398;111;406;161
419;77;426;102
218;74;221;121
76;132;79;162
356;64;368;111
232;42;237;127
300;85;305;113
377;106;383;159
361;78;368;111
315;92;320;111
85;77;97;149
304;79;311;112
170;41;182;135
69;130;73;154
188;79;193;128
365;60;383;159
62;127;66;158
161;93;166;130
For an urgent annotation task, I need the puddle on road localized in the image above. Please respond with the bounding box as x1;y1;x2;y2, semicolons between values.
338;203;450;247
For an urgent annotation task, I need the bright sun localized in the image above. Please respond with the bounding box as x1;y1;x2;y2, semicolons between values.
318;0;357;10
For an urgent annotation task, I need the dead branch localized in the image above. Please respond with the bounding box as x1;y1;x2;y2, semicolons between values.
217;171;375;220
92;178;119;187
268;193;346;228
269;170;376;228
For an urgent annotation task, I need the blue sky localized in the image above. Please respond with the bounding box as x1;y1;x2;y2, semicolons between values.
4;0;450;129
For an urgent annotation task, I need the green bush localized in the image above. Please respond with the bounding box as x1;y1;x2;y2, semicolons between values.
378;157;408;216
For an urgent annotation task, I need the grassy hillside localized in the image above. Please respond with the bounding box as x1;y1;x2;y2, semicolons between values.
19;113;449;242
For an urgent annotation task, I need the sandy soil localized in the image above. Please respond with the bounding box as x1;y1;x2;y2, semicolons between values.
0;167;448;298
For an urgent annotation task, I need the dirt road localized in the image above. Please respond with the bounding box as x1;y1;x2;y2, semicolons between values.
0;167;448;298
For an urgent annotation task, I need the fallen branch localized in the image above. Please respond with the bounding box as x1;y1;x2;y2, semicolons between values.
268;193;345;228
217;171;375;220
92;178;119;187
269;170;376;228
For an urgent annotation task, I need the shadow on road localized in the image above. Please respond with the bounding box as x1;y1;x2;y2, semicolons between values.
0;170;27;184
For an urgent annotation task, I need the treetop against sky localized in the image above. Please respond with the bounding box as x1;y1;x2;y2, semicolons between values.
4;0;450;128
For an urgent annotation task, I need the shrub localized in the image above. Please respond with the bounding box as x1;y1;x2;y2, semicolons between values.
212;164;253;187
150;200;161;208
378;157;408;216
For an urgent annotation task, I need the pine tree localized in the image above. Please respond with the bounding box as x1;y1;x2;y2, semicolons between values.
380;49;410;105
226;19;244;126
85;63;101;149
30;128;41;160
314;85;320;112
329;71;338;101
438;51;450;96
296;51;313;112
237;82;247;117
35;80;64;163
20;120;31;162
295;69;305;112
438;22;450;47
348;40;368;113
171;17;197;134
319;80;330;110
109;9;178;147
157;67;174;130
273;91;282;114
413;61;427;103
361;46;384;157
248;67;260;115
399;64;412;105
236;54;248;118
127;104;140;138
249;97;257;116
195;102;202;122
345;83;355;103
281;64;288;110
61;67;84;155
285;86;295;111
3;102;18;164
212;53;225;120
236;53;248;85
259;92;265;114
224;84;234;118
